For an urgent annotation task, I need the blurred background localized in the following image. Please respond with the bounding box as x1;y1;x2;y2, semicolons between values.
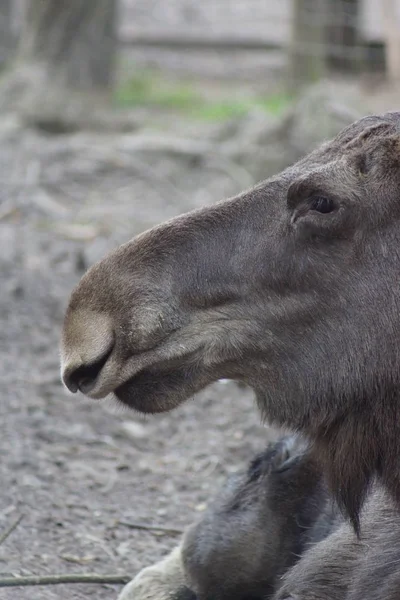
1;1;399;105
0;2;399;599
1;1;399;126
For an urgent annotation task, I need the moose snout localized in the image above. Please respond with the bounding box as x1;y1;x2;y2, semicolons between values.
62;343;114;394
60;308;116;396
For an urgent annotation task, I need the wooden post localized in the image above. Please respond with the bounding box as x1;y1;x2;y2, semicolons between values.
326;0;362;73
288;0;329;94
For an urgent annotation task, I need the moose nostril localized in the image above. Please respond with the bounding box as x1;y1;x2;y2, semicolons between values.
64;363;100;394
76;373;98;394
63;346;113;394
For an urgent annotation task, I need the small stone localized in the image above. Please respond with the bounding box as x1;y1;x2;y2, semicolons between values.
120;421;147;440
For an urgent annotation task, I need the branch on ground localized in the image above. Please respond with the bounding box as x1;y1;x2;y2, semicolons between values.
0;573;132;587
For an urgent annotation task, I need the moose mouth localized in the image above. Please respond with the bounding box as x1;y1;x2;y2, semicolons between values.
113;355;208;414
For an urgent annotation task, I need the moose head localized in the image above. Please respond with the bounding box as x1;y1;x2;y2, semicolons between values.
61;113;400;532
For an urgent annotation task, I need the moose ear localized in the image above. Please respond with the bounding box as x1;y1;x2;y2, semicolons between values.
247;435;306;481
271;435;307;473
354;135;400;178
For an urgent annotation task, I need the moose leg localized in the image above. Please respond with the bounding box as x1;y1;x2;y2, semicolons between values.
273;522;362;600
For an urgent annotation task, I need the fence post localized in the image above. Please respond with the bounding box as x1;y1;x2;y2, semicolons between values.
326;0;362;73
288;0;329;94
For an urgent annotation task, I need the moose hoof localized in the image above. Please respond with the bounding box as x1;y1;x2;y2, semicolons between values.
117;546;189;600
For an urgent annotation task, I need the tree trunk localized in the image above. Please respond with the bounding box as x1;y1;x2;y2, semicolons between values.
382;0;400;85
0;0;117;131
288;0;329;94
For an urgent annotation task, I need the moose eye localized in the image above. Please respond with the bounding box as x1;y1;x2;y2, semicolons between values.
309;196;336;214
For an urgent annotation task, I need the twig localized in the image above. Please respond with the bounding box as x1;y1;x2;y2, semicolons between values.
0;573;131;588
118;520;184;536
0;514;24;546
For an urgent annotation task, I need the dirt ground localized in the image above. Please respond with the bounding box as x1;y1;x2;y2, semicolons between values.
0;112;277;600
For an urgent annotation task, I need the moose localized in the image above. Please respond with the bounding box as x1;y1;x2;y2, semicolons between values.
61;112;400;598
